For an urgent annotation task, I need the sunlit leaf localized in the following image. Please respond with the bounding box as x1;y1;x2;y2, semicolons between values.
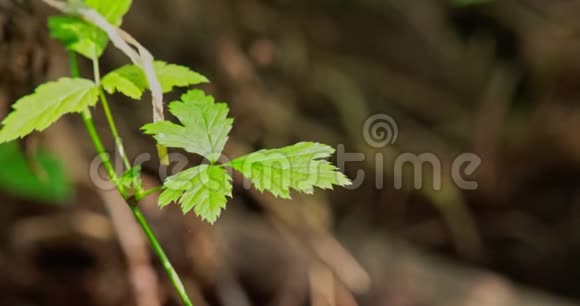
159;164;232;223
142;89;232;163
101;61;209;99
229;142;351;199
0;78;99;143
48;0;132;59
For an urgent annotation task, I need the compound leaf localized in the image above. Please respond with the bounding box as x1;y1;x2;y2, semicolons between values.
142;89;232;163
229;142;351;199
48;0;132;59
0;78;99;143
101;61;209;99
159;164;232;223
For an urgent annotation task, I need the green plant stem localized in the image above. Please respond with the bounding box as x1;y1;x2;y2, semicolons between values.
68;51;80;77
138;185;163;201
69;52;194;306
91;57;132;170
80;109;128;197
81;108;120;185
69;53;122;194
127;198;192;306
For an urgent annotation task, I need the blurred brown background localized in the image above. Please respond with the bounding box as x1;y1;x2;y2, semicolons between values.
2;0;580;305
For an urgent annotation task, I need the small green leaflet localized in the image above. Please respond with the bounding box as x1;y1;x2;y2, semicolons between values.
48;0;132;59
229;142;351;199
83;0;132;22
48;16;108;59
0;142;72;204
119;164;142;191
0;78;99;143
101;61;209;99
142;89;232;163
159;164;232;224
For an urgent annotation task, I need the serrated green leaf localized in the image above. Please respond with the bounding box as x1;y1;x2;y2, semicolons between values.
101;61;209;99
84;0;132;23
0;78;99;143
48;0;132;59
142;89;232;163
0;142;72;204
229;142;351;199
155;62;210;92
159;164;232;223
48;16;108;59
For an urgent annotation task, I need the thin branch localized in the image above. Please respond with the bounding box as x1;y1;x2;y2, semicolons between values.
92;57;132;170
67;43;194;306
99;188;162;306
41;0;164;126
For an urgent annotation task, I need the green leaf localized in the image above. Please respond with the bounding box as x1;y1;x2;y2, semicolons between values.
84;0;132;23
101;61;209;99
48;16;108;59
229;142;351;199
48;0;132;59
0;78;99;143
155;62;210;92
0;142;72;204
159;164;232;223
142;89;232;163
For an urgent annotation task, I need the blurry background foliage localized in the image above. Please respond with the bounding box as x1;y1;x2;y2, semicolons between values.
2;0;580;305
0;142;71;204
